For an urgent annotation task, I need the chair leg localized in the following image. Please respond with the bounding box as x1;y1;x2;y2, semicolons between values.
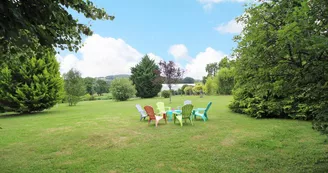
148;119;151;126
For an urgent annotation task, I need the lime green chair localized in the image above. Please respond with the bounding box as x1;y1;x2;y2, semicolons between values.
156;102;171;115
174;104;194;126
193;102;212;121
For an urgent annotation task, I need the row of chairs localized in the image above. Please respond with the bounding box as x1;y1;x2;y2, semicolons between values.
135;101;212;127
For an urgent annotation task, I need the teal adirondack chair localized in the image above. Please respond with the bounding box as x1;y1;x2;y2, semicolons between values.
193;102;212;121
174;104;194;126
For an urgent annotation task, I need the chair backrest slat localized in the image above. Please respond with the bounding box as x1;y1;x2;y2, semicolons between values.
144;106;156;119
156;102;165;113
184;100;192;105
204;102;212;114
181;104;194;118
136;104;147;116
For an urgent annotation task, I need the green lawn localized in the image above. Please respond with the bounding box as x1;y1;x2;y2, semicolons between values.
0;96;327;173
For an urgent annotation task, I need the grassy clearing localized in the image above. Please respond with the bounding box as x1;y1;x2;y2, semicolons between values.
0;96;327;173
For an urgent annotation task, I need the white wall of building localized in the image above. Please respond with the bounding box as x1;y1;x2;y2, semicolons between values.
161;84;195;91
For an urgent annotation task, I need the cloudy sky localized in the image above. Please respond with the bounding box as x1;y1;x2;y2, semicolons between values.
57;0;251;79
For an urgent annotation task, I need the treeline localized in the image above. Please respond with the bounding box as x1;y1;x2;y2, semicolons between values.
228;0;328;136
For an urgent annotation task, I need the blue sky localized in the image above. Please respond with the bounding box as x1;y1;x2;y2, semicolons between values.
57;0;249;79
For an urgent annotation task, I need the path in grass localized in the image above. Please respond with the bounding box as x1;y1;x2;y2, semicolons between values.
0;96;327;173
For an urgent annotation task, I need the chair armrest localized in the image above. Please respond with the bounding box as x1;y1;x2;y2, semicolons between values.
165;107;171;111
195;108;206;111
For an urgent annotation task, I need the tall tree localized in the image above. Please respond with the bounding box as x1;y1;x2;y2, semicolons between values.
63;69;85;106
84;77;96;95
216;67;235;95
95;80;109;96
204;77;218;95
229;0;328;136
130;55;163;98
205;62;219;77
159;61;183;103
218;57;235;70
1;0;114;55
0;49;63;113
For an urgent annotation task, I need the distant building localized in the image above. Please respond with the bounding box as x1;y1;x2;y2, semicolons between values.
161;83;195;91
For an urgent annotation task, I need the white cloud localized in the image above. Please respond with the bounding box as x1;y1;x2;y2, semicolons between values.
168;44;190;60
184;47;226;79
215;19;244;34
147;53;163;64
198;0;249;11
56;34;162;77
55;54;79;75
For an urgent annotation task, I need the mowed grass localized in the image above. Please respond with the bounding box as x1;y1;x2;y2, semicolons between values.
0;96;327;173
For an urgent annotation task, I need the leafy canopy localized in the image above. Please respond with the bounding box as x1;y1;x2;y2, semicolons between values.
64;69;86;106
1;0;114;55
110;78;136;101
130;55;162;98
0;50;63;113
229;0;328;136
159;60;183;103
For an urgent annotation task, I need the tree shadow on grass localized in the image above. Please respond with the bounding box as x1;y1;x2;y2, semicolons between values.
0;109;61;119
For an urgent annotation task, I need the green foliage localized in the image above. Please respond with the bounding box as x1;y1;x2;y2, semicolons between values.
192;83;205;95
181;84;190;94
182;77;195;84
84;77;96;95
81;94;96;101
130;55;163;98
95;80;109;96
110;78;136;101
205;62;219;77
63;69;86;106
184;86;193;95
161;90;171;98
218;57;235;70
1;0;114;54
216;67;235;95
204;77;218;95
0;50;63;113
230;0;328;135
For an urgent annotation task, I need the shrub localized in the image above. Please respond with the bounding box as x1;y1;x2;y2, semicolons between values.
161;90;171;98
0;51;64;113
110;78;136;101
184;86;193;95
192;83;204;95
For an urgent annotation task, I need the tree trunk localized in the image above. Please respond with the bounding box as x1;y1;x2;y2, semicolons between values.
169;89;172;103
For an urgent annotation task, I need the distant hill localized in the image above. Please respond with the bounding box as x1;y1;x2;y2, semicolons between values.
96;74;130;82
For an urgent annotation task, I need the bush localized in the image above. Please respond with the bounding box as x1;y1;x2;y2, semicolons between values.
110;78;136;101
192;83;204;95
184;86;193;95
0;51;64;113
161;90;171;98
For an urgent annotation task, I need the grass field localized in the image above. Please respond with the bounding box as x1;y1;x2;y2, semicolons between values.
0;96;327;173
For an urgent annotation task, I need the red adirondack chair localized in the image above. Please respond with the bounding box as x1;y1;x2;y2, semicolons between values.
144;106;167;127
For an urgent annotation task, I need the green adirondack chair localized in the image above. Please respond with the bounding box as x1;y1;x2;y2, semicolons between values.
193;102;212;121
174;104;194;126
156;102;171;115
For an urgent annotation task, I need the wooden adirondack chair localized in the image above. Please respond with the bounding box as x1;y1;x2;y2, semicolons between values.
144;106;167;127
174;104;194;126
136;104;148;121
193;102;212;121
